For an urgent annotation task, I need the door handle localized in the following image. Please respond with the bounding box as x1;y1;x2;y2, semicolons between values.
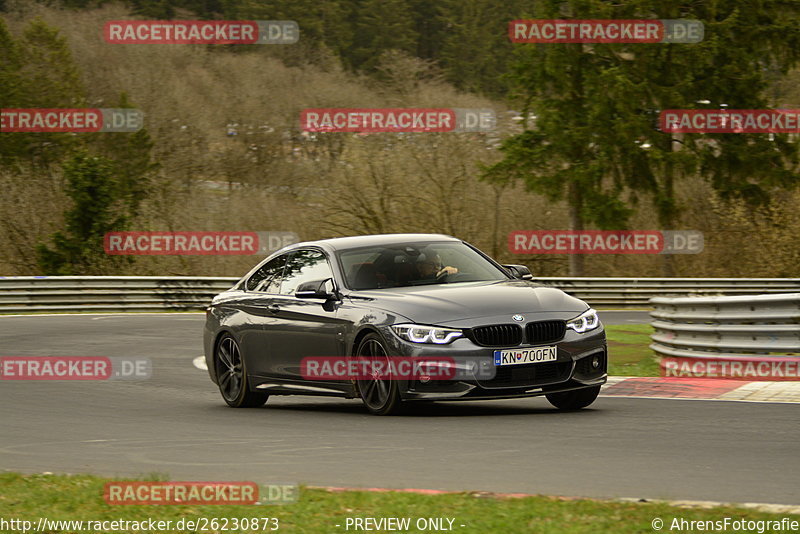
267;304;280;313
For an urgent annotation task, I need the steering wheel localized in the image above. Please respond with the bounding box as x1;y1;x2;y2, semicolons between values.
437;271;472;282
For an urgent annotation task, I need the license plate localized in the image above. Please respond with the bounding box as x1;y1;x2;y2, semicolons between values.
494;346;557;366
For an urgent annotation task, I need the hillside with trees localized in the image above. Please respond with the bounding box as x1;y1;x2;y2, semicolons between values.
1;0;799;277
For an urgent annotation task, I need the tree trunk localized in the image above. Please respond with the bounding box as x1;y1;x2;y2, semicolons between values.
659;139;676;277
568;181;585;276
491;183;504;260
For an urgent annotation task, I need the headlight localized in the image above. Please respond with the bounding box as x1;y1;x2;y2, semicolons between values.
391;324;463;344
566;308;600;333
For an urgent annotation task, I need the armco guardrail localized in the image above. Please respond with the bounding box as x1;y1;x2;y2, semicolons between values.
536;277;800;307
1;276;800;313
0;276;238;313
650;293;800;361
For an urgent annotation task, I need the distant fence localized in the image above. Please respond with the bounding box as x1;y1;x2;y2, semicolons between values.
1;276;800;313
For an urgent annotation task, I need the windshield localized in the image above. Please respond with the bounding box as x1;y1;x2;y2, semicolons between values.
338;242;509;290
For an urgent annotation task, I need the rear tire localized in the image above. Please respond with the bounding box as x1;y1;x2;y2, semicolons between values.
215;334;268;408
354;333;402;415
546;385;600;411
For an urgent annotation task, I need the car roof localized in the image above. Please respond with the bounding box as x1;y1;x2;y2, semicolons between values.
287;233;461;252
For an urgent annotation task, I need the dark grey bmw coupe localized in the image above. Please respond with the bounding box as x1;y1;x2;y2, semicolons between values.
204;234;607;415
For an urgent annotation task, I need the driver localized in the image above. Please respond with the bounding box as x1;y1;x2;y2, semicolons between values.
416;252;458;279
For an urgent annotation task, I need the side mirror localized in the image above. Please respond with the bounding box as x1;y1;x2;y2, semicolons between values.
295;278;336;300
502;264;533;280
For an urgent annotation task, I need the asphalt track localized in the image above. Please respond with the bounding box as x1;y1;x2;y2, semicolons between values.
0;312;798;505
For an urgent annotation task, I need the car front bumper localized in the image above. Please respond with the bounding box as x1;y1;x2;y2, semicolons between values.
379;324;607;401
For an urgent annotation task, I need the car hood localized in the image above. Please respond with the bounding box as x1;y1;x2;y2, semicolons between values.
347;280;588;325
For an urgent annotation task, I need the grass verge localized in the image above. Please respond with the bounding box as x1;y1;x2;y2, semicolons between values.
1;473;797;534
605;324;660;377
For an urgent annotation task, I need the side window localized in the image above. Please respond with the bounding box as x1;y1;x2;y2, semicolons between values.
245;255;287;293
279;249;333;296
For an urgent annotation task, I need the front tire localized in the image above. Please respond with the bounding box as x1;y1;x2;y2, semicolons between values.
354;333;402;415
546;385;601;411
215;334;268;408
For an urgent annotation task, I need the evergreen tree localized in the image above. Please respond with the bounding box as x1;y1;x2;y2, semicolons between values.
345;0;418;71
437;0;527;97
129;0;176;19
0;18;84;167
91;92;157;220
487;0;800;275
36;151;137;274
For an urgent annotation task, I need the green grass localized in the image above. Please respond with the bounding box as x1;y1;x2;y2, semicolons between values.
0;473;797;534
605;324;661;377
